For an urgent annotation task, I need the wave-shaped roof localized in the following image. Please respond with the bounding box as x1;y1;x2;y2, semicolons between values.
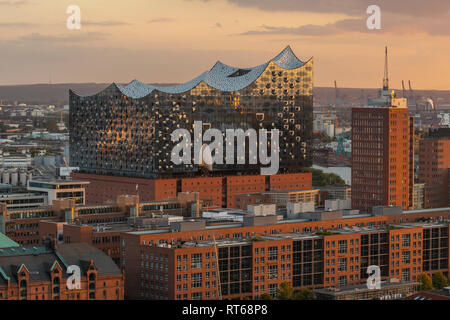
80;46;308;99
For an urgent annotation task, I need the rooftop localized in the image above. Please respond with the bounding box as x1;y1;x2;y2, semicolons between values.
71;46;310;99
314;280;419;295
0;233;20;249
28;179;89;185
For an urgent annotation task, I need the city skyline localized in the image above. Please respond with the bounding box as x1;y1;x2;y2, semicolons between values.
1;0;450;89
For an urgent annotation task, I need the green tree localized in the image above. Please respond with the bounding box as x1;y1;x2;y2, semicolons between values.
45;118;58;132
293;288;315;300
418;274;434;291
432;272;448;290
309;168;345;187
259;293;273;300
276;282;294;300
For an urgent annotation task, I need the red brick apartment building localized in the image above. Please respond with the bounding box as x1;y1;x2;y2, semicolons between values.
418;128;450;208
121;207;450;300
72;172;312;207
352;105;414;213
0;242;124;300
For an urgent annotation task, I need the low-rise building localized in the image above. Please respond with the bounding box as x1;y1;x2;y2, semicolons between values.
0;241;124;300
313;279;419;300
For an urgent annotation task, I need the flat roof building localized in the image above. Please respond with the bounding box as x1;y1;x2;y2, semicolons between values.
27;179;89;205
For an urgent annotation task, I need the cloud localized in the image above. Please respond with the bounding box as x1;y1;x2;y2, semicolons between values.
19;32;110;43
239;12;450;37
148;18;173;23
83;20;133;27
239;19;366;36
223;0;450;18
0;22;34;27
0;0;31;5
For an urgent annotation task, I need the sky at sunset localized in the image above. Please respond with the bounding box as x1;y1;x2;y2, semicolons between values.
1;0;450;89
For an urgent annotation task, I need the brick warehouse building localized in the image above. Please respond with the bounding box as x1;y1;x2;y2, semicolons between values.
121;208;450;300
0;194;216;265
2;195;450;299
72;172;312;207
0;241;124;300
418;128;450;209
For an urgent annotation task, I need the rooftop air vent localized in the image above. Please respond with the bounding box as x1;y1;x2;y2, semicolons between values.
227;69;251;77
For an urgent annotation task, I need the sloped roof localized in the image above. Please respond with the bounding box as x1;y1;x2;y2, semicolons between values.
0;233;19;249
0;243;121;284
73;46;309;99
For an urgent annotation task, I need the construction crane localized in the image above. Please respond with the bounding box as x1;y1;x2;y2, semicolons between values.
402;80;406;98
212;233;222;300
334;80;340;107
383;47;389;91
408;80;417;106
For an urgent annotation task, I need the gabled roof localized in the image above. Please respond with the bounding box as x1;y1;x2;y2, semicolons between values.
72;46;310;99
0;243;121;284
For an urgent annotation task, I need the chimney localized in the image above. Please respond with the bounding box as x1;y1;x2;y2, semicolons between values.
43;236;57;250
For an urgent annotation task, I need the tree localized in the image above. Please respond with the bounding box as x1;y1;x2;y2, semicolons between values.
309;168;345;187
418;274;434;291
276;282;294;300
432;272;448;290
45;118;58;132
293;288;315;300
259;293;273;300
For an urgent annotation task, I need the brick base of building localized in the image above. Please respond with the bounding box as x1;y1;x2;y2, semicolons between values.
71;172;312;207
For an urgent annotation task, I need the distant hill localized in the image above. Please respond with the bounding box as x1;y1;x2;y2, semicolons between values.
0;83;449;106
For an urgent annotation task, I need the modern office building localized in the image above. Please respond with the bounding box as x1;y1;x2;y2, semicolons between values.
418;128;450;208
122;220;448;300
69;46;313;178
0;192;48;210
352;48;414;213
27;179;89;205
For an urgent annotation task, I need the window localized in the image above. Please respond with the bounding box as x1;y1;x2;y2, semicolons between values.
338;258;347;272
268;265;278;280
191;292;202;300
268;284;278;295
192;273;202;288
268;247;278;261
338;240;347;254
402;251;410;264
402;268;410;281
402;234;411;247
338;276;347;287
191;254;202;269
